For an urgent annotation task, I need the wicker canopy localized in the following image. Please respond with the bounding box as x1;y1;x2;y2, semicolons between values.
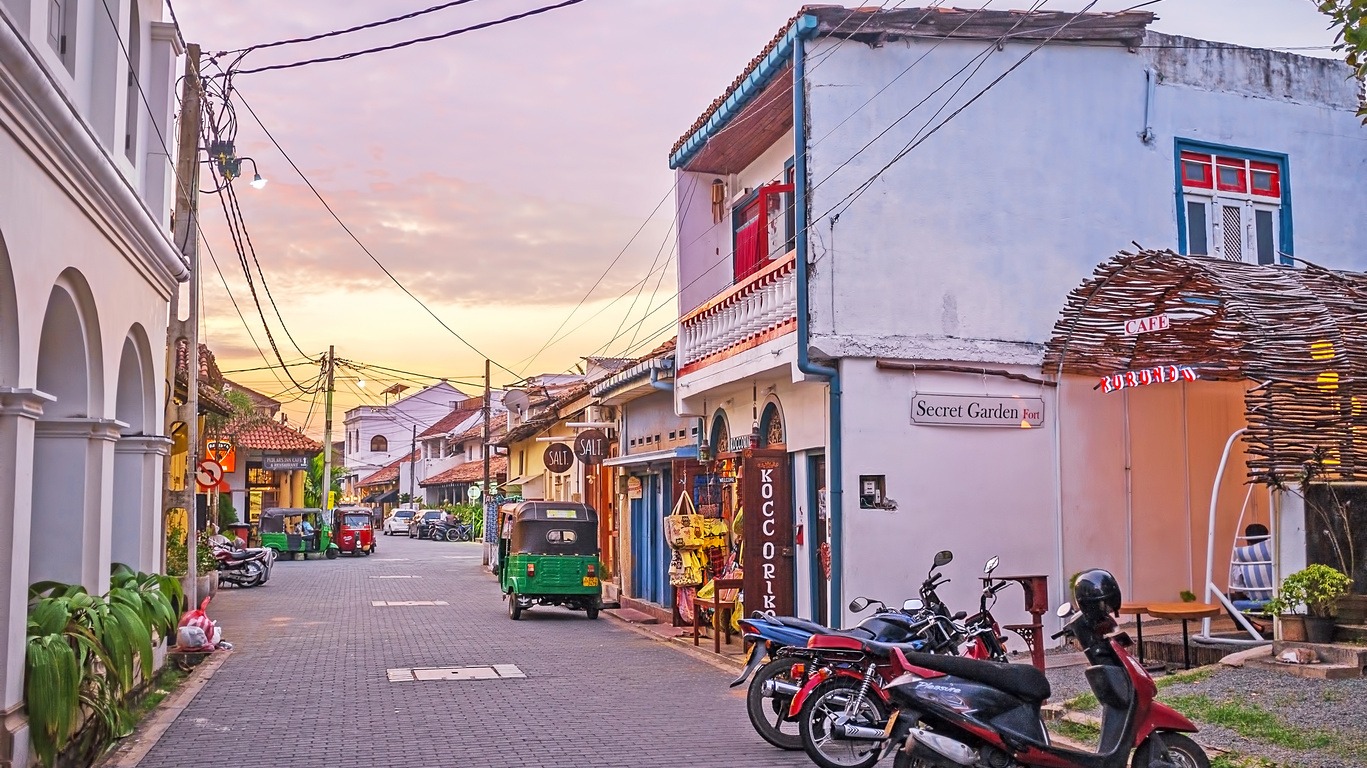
1044;250;1367;482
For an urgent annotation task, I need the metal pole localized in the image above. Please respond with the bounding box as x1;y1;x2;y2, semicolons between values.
166;43;203;592
482;358;491;565
409;423;417;506
321;345;335;515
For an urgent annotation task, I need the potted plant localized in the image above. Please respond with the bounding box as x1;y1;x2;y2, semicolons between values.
1266;564;1352;643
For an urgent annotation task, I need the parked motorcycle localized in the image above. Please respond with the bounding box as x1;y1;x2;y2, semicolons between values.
793;568;1209;768
731;551;956;751
790;555;1015;768
212;539;273;588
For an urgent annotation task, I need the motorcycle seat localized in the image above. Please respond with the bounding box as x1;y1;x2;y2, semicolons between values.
897;649;1052;703
772;616;840;635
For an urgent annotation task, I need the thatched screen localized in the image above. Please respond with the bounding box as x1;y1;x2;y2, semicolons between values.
1043;250;1367;482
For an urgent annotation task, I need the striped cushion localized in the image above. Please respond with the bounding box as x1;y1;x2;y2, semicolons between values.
1229;539;1274;600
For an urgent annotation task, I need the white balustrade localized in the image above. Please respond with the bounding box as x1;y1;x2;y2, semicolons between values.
678;254;797;369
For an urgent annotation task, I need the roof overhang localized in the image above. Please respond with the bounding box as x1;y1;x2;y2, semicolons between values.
669;14;818;172
1045;250;1367;482
591;356;675;405
602;446;698;468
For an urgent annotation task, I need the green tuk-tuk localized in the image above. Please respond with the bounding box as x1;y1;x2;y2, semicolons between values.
498;501;602;620
259;507;338;560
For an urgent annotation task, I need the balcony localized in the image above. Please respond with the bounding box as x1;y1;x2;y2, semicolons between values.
678;250;797;375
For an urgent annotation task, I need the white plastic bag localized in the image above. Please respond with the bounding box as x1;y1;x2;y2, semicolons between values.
177;625;209;650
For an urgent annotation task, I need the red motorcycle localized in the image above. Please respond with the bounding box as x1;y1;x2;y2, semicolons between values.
881;568;1207;768
788;556;1014;768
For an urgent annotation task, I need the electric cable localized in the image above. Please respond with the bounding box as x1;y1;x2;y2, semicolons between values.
221;80;523;380
232;0;588;76
222;180;311;358
224;0;488;55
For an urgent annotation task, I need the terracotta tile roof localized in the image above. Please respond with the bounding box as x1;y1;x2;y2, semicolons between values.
419;455;508;487
357;450;419;487
498;414;558;447
416;399;483;439
670;9;805;158
450;420;506;446
227;418;323;453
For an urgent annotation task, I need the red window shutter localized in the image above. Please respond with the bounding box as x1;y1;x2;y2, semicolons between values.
734;213;762;282
1180;151;1213;189
1215;156;1247;193
1249;160;1280;198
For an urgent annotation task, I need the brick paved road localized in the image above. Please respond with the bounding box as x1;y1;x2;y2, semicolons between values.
138;535;811;768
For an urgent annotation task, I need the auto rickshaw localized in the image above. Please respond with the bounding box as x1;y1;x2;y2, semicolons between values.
332;506;376;556
258;507;337;560
497;501;602;620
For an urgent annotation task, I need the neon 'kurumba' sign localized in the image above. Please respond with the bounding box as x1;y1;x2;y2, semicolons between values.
1097;365;1198;393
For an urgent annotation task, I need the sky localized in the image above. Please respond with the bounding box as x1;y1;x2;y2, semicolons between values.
170;0;1344;437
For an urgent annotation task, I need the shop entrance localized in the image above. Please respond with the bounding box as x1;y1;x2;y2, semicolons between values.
807;453;828;625
629;472;671;607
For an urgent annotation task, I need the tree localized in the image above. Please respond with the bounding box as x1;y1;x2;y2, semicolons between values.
304;452;343;508
1317;0;1367;120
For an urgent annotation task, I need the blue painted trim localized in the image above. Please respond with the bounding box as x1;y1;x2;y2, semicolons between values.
792;30;844;623
806;452;824;621
1173;138;1294;266
669;15;820;170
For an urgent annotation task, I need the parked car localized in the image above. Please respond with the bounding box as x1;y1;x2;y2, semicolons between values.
383;509;416;535
408;510;446;539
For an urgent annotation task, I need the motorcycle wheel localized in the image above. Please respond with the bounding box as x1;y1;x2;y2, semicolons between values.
799;676;889;768
746;657;803;750
242;561;266;587
1131;733;1210;768
446;529;461;542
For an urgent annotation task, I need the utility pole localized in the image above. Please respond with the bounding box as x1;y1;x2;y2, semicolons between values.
482;358;491;565
164;43;202;592
408;424;418;507
320;345;336;515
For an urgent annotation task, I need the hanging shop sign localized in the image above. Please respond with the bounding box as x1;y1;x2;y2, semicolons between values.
1123;313;1171;336
262;455;309;471
204;439;237;473
742;449;794;617
1097;365;1198;393
725;435;753;454
573;429;609;466
543;442;575;474
910;393;1046;428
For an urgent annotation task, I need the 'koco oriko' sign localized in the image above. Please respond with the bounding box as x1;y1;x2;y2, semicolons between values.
742;449;794;617
911;393;1046;428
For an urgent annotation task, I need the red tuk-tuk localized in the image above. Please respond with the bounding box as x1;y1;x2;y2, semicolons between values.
333;506;376;556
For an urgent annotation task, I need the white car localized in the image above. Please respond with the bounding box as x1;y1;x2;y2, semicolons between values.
383;509;416;535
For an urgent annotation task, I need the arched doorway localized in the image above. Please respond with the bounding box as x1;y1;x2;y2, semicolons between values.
760;401;785;449
30;272;106;590
111;327;161;572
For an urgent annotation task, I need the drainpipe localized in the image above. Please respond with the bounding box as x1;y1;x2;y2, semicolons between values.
792;23;845;622
649;361;674;392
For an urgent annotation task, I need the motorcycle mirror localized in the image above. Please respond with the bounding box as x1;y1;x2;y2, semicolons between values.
902;598;925;612
1056;603;1073;618
849;597;871;612
984;555;1000;574
932;550;953;568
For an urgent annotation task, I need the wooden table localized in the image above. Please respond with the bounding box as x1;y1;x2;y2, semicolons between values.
983;574;1049;671
693;578;745;654
1118;602;1149;663
1143;602;1222;669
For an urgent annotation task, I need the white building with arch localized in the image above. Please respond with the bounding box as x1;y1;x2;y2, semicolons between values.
0;0;184;762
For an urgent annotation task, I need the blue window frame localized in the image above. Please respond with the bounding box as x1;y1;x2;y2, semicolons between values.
1174;139;1293;266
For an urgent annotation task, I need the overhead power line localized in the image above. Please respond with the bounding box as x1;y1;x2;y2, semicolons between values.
222;80;522;380
232;0;588;76
224;0;487;55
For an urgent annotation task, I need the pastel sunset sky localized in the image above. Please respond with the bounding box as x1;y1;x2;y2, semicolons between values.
171;0;1342;435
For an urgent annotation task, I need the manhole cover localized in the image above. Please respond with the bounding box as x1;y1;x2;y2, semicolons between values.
387;664;526;682
371;600;448;607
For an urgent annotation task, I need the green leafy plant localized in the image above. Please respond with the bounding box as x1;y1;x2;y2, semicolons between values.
165;523;187;578
1266;564;1352;618
216;494;238;530
195;530;217;576
25;570;185;766
1317;0;1367;122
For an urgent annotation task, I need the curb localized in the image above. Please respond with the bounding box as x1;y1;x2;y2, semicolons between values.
603;611;747;675
95;651;233;768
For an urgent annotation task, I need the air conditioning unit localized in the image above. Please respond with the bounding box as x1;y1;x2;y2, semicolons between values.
586;405;614;424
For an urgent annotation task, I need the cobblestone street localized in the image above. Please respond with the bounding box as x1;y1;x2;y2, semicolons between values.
138;537;808;767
